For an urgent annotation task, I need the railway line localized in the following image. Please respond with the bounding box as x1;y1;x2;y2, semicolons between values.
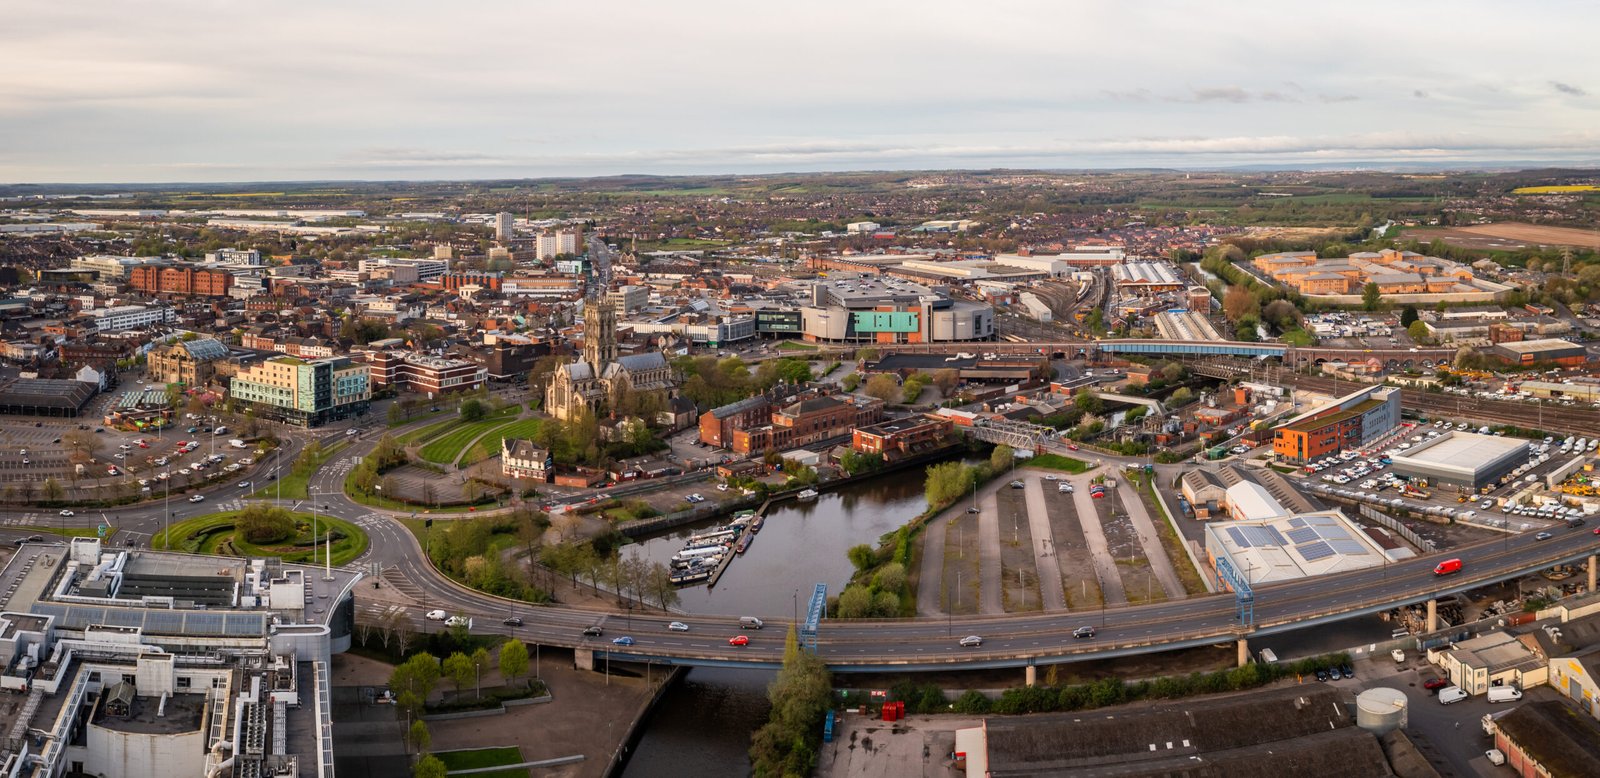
1281;374;1600;436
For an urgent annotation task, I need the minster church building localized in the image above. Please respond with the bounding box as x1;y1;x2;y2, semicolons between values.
545;298;677;421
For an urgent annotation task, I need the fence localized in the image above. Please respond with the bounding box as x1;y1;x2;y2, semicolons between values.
1357;504;1438;554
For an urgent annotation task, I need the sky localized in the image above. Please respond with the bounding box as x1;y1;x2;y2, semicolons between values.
1;1;1598;183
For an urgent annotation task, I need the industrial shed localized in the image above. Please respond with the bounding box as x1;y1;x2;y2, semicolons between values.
1388;431;1528;491
0;378;96;417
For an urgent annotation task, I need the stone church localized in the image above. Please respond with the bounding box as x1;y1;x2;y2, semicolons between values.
544;298;676;421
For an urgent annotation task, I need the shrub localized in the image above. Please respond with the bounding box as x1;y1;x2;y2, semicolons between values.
236;504;295;544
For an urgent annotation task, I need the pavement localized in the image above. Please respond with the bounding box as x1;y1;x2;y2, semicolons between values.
1021;475;1067;610
1115;477;1185;601
975;482;1003;615
1069;473;1127;605
916;510;949;617
816;713;982;778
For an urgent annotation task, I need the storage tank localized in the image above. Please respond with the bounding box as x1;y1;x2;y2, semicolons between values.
1356;687;1408;734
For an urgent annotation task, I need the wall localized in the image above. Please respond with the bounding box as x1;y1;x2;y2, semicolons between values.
85;720;207;778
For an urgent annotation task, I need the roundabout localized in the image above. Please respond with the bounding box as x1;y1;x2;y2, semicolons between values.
151;504;369;567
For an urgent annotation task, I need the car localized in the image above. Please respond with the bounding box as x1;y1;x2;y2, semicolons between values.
1315;668;1330;682
444;615;472;629
582;626;603;637
1067;444;1079;451
1043;474;1059;481
17;449;26;455
1536;531;1554;541
238;481;250;488
27;535;41;543
959;635;984;647
967;507;980;514
502;616;523;626
1009;480;1025;489
346;428;359;436
1391;649;1406;663
155;457;168;466
137;441;148;448
424;610;446;621
668;621;689;632
1072;626;1096;639
113;453;126;459
1422;677;1449;692
188;494;205;503
612;636;635;646
1327;665;1344;680
179;468;191;475
58;509;74;517
1340;663;1355;679
727;635;749;647
187;427;197;434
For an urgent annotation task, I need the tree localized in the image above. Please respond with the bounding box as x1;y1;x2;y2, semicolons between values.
847;544;876;572
990;444;1014;473
873;562;907;594
41;478;63;502
1362;282;1382;311
407;720;431;753
459;398;486;422
469;647;491;698
414;754;448;778
1222;286;1260;323
836;584;876;618
1407;320;1431;343
1074;391;1104;414
442;652;474;696
389;652;439;719
1262;299;1300;331
932;368;959;395
863;374;901;404
841;373;861;392
924;460;976;511
1400;305;1420;327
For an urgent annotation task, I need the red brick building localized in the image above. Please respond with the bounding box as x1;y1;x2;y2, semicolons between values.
729;395;883;454
367;350;487;396
129;264;232;297
851;417;952;457
440;271;503;292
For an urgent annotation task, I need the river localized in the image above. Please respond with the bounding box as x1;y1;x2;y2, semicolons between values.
623;469;933;617
621;464;940;776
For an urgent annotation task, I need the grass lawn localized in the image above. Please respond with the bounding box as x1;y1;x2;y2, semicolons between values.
39;527;116;539
387;406;445;428
777;340;818;351
461;418;544;466
151;510;368;566
249;441;348;500
1025;454;1092;474
1137;478;1210;596
434;747;527;778
342;470;495;513
419;416;525;465
397;417;462;445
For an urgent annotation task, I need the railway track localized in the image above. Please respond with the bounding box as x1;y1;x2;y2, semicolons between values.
1282;374;1600;436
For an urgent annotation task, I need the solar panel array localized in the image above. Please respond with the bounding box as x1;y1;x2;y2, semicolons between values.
1298;541;1335;562
1286;517;1308;528
1285;527;1321;545
1328;539;1370;556
30;603;268;636
1241;526;1287;547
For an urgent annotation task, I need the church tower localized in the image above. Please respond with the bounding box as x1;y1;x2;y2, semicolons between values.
583;298;618;372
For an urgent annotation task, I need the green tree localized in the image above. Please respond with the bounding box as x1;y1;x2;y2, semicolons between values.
1399;305;1419;327
837;584;875;618
749;626;833;776
407;720;431;752
863;374;901;404
932;368;960;395
442;651;474;696
469;647;491;698
1362;282;1382;311
389;653;441;719
847;544;875;572
924;460;976;511
41;478;63;502
459;398;486;422
989;444;1014;473
872;562;907;593
1407;320;1431;343
414;754;448;778
841;373;861;392
1074;391;1103;414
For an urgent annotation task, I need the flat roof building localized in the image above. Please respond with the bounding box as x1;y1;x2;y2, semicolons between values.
1204;510;1399;585
1492;338;1587;367
1388;431;1528;490
1272;385;1402;463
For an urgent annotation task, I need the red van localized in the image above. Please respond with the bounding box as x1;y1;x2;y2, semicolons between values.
1433;558;1462;576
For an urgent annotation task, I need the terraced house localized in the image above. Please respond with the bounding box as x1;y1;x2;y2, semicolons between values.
228;355;370;426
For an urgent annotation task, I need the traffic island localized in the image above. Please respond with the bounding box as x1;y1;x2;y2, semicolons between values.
150;506;369;566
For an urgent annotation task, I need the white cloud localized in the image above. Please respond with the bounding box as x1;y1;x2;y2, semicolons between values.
1;1;1598;181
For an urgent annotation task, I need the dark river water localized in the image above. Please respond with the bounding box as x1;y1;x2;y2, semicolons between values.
621;466;937;776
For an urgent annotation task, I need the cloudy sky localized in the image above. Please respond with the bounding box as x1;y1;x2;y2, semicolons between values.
2;1;1597;182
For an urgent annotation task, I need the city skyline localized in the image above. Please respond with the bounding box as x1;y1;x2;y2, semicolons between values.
2;1;1598;182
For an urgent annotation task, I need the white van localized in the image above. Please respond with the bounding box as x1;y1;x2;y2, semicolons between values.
213;426;229;436
1438;686;1469;705
1487;686;1522;703
229;439;247;448
739;616;764;630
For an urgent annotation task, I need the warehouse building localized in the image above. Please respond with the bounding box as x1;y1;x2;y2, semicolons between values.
1492;338;1588;367
1271;385;1402;463
1388;431;1528;491
0;377;97;417
1203;510;1398;585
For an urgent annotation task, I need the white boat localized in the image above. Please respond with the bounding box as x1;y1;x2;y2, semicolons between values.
797;488;819;501
671;546;726;563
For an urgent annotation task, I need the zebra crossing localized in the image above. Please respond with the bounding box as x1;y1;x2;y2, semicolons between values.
2;513;40;526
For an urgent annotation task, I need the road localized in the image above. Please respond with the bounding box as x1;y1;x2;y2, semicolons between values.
9;398;1600;673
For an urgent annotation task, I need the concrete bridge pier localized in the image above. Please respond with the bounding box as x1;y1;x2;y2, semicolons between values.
1426;599;1438;633
575;648;595;672
1590;554;1597;594
1025;664;1037;687
1236;638;1249;668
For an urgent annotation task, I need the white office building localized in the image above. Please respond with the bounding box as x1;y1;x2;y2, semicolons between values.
86;305;176;332
495;212;514;241
204;248;264;266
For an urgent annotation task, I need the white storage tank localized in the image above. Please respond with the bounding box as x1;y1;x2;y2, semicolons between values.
1356;687;1408;734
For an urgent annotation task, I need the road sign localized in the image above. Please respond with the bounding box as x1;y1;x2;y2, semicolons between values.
97;524;106;538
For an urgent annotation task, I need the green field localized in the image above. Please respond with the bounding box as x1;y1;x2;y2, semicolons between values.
1025;454;1092;474
249;441;348;500
433;747;528;778
151;510;368;567
388;406;445;428
777;340;818;351
419;415;527;465
461;418;545;466
397;417;463;445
